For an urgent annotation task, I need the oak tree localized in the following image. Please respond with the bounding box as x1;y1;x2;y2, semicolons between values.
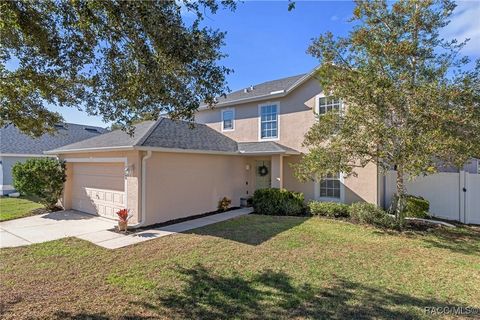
1;0;235;136
294;0;480;223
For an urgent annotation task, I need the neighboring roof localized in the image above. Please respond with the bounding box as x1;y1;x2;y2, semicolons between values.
48;118;239;154
238;142;299;155
47;118;300;155
50;121;158;152
200;68;318;108
0;123;107;155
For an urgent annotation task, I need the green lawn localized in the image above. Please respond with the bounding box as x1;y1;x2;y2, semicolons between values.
1;215;479;319
0;196;44;221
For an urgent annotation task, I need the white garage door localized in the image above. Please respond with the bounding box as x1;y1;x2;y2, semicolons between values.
71;162;126;219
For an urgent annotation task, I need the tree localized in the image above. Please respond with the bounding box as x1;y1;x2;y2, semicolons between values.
0;0;235;137
12;158;66;210
294;0;480;225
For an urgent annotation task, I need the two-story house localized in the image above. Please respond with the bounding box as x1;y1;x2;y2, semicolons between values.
47;70;387;226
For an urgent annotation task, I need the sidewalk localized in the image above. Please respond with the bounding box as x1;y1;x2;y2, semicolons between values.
78;207;253;249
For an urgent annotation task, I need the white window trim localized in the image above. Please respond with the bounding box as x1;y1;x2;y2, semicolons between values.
314;173;345;203
221;107;235;132
258;101;280;141
315;93;344;116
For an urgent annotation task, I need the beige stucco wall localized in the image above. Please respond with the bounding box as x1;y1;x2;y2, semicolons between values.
143;152;248;225
284;156;380;205
195;78;320;152
58;150;142;223
282;155;316;201
343;162;379;204
196;78;381;206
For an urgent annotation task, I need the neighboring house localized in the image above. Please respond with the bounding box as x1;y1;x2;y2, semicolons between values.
46;69;479;226
0;123;107;195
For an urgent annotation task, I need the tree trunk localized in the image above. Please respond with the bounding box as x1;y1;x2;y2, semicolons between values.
395;165;406;228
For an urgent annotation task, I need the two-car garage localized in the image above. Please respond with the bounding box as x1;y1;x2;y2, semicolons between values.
70;162;126;219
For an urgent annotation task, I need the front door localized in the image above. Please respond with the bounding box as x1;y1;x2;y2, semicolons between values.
255;160;271;190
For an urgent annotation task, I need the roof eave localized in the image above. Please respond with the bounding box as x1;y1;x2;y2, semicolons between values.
198;68;318;110
136;146;239;156
44;146;136;155
198;91;287;110
238;150;300;156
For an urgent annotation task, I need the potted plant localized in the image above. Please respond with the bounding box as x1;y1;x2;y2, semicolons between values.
116;208;131;232
218;197;232;212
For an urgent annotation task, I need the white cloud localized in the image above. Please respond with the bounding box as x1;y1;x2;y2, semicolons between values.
442;1;480;56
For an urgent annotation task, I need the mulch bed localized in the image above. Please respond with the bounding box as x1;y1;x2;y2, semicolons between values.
108;207;242;234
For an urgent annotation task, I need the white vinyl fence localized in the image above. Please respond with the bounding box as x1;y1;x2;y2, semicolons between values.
385;171;480;224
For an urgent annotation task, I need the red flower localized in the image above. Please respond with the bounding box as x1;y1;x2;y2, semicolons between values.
116;209;129;222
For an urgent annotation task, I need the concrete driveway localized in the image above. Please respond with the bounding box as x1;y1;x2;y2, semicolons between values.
0;207;253;249
0;210;114;248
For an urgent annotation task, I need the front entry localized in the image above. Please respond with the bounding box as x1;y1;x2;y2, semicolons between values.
255;160;271;190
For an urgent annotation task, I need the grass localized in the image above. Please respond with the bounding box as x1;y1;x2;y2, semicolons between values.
0;196;44;221
0;215;479;319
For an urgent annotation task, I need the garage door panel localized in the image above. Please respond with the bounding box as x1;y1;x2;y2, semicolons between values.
73;175;124;192
73;163;124;175
71;162;126;218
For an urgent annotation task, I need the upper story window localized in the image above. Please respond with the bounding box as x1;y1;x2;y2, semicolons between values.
221;108;235;131
259;103;279;140
317;96;343;115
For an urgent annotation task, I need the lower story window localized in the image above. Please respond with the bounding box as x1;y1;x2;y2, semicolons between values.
319;173;341;198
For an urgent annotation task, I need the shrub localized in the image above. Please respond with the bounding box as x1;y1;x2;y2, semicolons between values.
404;195;430;218
308;201;350;218
218;197;232;212
252;188;305;216
12;158;66;210
350;202;398;229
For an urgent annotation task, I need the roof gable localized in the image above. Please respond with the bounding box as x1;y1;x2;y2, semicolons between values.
199;67;319;109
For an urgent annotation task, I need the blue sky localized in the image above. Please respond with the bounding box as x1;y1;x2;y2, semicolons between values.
48;0;480;127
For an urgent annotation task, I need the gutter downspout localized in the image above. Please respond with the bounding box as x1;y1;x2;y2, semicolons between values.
129;150;152;228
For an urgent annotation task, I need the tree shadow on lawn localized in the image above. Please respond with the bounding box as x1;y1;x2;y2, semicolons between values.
185;214;308;245
373;225;480;256
133;264;470;320
53;311;156;320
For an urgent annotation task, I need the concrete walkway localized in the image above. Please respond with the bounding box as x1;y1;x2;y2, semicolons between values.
0;207;253;249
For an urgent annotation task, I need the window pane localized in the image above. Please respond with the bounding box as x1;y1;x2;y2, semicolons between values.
222;110;234;130
327;188;334;197
319;173;341;198
333;189;340;198
224;119;232;129
260;104;278;138
318;96;342;116
223;110;233;120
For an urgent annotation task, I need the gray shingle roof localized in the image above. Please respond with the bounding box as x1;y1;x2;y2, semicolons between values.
201;73;307;107
48;118;300;155
238;142;299;155
49;118;238;153
142;118;238;152
51;121;157;152
0;123;107;155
